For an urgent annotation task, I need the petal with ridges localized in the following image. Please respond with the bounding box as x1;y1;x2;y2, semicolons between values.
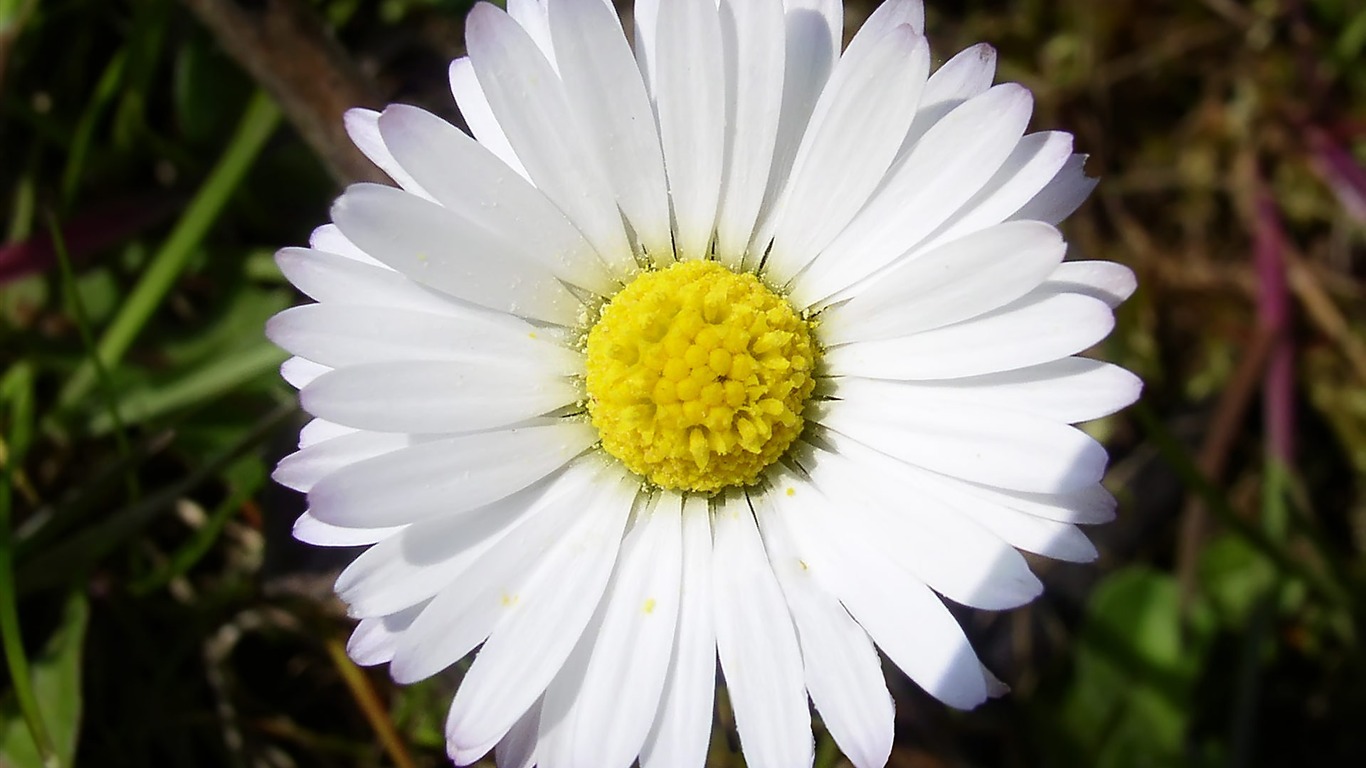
308;422;597;527
895;43;998;157
654;0;726;261
538;493;683;768
917;131;1075;253
331;184;584;325
817;221;1065;338
267;304;577;373
712;491;813;768
797;441;1043;609
378;104;618;295
640;495;717;768
274;248;464;316
823;292;1114;380
830;358;1143;425
385;463;599;680
812;395;1109;494
769;467;989;710
763;27;930;286
753;489;893;768
797;84;1034;305
300;361;580;434
444;465;638;761
448;57;529;180
746;0;843;271
550;0;673;260
714;0;786;265
465;4;636;276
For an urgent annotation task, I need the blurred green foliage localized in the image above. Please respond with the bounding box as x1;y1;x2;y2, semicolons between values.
2;0;1366;766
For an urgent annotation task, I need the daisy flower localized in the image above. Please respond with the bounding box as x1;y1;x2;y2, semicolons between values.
267;0;1141;766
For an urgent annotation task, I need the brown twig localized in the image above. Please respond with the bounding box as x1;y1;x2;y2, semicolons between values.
325;637;418;768
178;0;387;186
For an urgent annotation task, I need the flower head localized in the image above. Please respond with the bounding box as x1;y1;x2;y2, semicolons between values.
268;0;1141;766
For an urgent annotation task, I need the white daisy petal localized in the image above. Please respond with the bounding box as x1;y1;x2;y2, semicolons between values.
464;4;637;276
297;418;354;448
813;394;1109;494
814;435;1100;561
632;0;661;93
922;43;998;105
495;699;543;768
797;83;1034;304
746;0;843;271
539;493;683;768
712;492;813;768
279;356;329;390
897;42;998;154
824;291;1115;380
929;477;1120;526
448;57;530;180
961;508;1097;563
640;495;717;768
1010;153;1099;224
771;467;989;710
273;430;412;493
331;184;585;325
384;463;600;680
859;0;925;36
307;422;598;527
267;304;578;373
342;108;433;201
309;223;382;266
292;512;404;548
507;0;557;67
817;221;1066;338
831;358;1143;425
918;131;1075;252
753;490;894;768
549;0;673;259
377;104;619;295
273;248;460;315
714;0;786;265
347;601;427;667
1046;260;1138;308
797;441;1043;609
300;361;579;434
755;0;926;263
654;0;726;261
444;465;638;762
762;25;931;286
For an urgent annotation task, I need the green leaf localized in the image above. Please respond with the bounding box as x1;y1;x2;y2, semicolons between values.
0;592;89;768
1060;568;1211;768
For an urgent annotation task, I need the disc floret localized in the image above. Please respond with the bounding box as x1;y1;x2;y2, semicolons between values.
584;260;816;492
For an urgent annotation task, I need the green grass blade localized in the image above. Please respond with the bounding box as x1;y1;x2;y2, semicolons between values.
0;361;55;765
55;89;282;415
49;216;136;497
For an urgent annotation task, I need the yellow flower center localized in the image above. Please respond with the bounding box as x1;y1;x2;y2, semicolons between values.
584;260;817;493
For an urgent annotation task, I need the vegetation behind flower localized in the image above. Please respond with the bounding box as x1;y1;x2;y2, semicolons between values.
2;0;1365;765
